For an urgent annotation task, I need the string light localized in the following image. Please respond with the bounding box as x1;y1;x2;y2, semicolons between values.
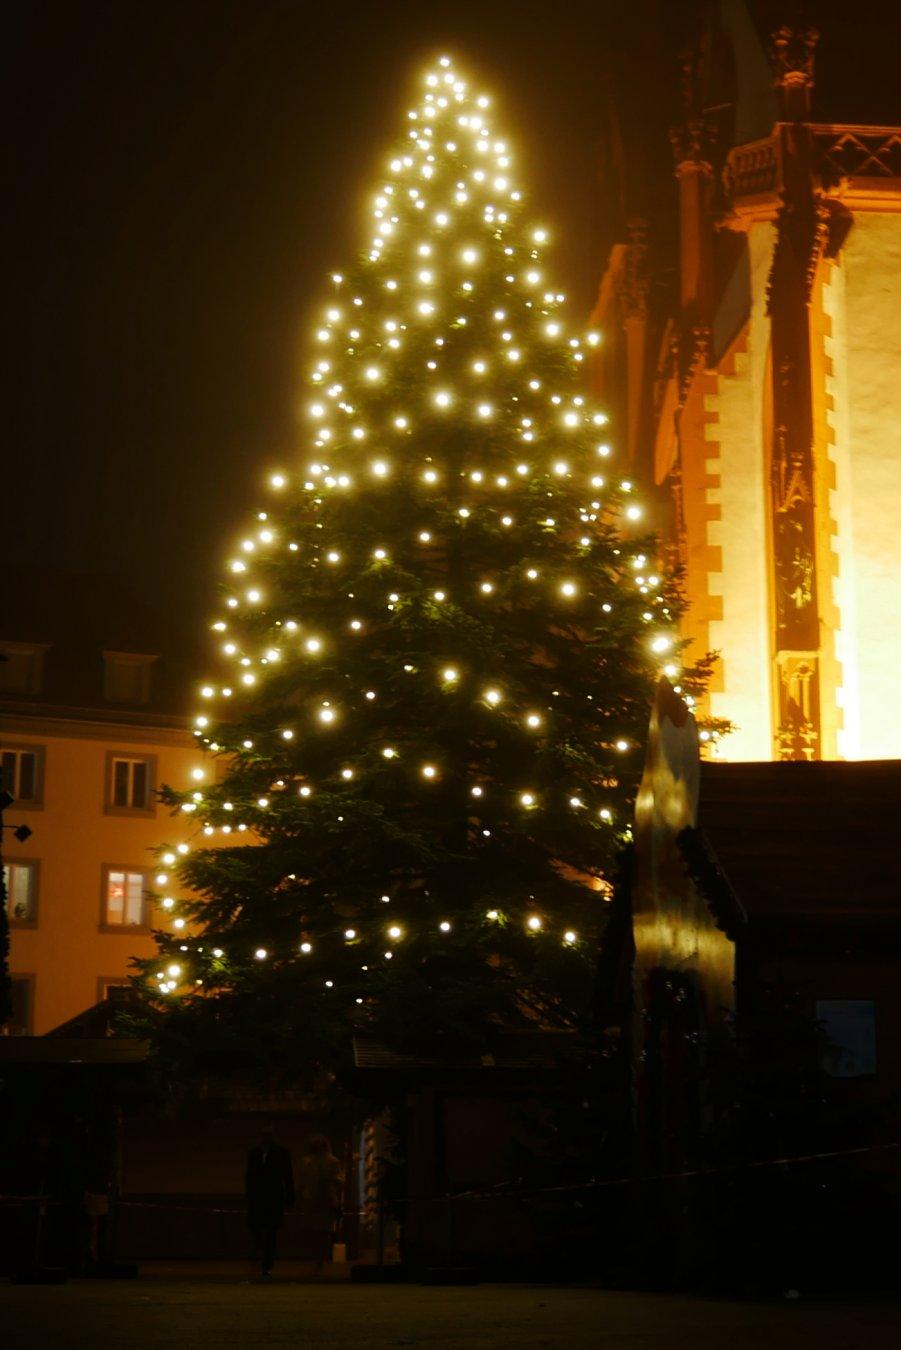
162;52;660;1024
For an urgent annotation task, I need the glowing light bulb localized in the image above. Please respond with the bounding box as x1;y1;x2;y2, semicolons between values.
254;949;267;961
421;764;437;779
526;713;542;729
371;460;389;477
382;747;397;759
527;916;542;931
560;581;577;598
564;930;577;944
471;785;483;798
388;925;402;940
318;707;336;725
300;942;312;954
439;921;451;933
519;792;536;808
484;688;501;706
305;638;321;653
442;667;459;683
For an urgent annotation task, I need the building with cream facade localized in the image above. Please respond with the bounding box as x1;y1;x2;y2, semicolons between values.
1;579;196;1034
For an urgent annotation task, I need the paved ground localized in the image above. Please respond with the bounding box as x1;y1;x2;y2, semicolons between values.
2;1274;900;1349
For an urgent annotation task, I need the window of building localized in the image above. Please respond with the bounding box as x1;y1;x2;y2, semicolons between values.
0;643;49;697
3;976;34;1036
102;652;156;705
97;977;133;1003
816;999;877;1078
3;860;38;925
105;752;155;814
102;867;151;929
0;744;44;806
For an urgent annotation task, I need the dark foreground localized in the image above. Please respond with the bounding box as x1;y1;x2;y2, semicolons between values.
2;1274;900;1349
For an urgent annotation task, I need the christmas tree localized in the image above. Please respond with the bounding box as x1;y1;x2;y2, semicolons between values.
136;55;693;1076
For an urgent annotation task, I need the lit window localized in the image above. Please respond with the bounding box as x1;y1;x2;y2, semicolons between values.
0;745;43;805
102;868;150;928
3;860;38;925
107;754;154;812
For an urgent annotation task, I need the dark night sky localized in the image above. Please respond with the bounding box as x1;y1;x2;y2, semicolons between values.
5;0;897;653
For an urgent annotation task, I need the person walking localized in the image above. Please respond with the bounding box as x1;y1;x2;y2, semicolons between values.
298;1135;343;1277
245;1124;295;1277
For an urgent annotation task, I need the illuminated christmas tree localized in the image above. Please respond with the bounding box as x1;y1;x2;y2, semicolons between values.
136;56;697;1075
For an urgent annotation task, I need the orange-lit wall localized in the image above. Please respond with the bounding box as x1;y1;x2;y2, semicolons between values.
824;212;901;758
2;715;195;1034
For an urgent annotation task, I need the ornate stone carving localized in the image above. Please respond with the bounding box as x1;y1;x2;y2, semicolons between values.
776;655;820;762
814;127;901;184
671;118;714;173
621;218;649;321
769;25;819;99
723;138;779;202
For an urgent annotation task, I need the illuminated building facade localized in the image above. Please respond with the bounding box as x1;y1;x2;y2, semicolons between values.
1;580;194;1034
592;8;901;760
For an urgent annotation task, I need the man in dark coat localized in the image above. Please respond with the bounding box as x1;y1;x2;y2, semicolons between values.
245;1125;295;1276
